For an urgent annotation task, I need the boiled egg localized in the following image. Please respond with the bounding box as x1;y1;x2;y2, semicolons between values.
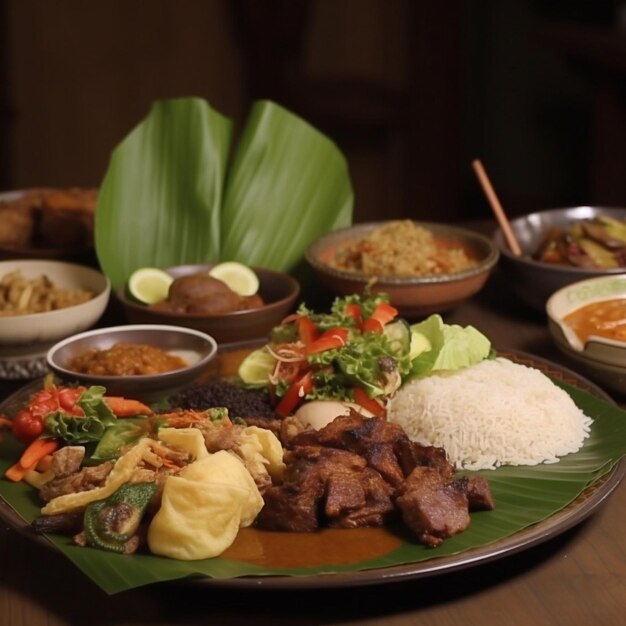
294;400;373;431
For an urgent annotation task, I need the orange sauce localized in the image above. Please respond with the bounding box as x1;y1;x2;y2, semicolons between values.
67;342;187;376
222;526;402;568
563;298;626;343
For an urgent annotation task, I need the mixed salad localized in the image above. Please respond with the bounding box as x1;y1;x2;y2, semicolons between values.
238;292;492;417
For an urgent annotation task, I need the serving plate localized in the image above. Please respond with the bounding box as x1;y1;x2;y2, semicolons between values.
0;350;624;594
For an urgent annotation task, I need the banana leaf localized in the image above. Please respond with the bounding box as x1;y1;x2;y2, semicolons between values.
0;374;625;595
95;98;353;290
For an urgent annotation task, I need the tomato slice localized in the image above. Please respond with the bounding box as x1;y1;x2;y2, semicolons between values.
306;327;349;355
345;303;362;324
353;387;385;417
360;317;384;334
369;301;398;326
297;316;320;346
11;410;44;443
276;370;315;417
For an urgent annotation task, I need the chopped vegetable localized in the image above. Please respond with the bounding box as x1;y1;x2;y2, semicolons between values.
83;482;158;553
276;371;315;417
352;387;385;417
5;438;59;482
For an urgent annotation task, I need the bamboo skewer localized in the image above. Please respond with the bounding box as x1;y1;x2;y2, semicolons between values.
472;159;523;257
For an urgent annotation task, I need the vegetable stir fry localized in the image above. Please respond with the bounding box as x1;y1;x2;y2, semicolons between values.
534;215;626;269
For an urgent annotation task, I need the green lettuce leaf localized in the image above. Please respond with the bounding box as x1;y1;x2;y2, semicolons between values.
409;314;491;377
44;386;118;444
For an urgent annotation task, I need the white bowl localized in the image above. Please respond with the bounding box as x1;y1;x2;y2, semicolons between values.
546;274;626;394
0;259;110;346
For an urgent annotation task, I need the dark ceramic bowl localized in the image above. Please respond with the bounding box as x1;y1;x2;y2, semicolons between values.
46;324;218;403
493;206;626;312
306;222;499;318
116;264;300;345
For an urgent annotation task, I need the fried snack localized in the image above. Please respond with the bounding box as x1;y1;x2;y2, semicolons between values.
0;195;36;248
0;188;97;250
147;451;264;560
0;270;94;316
38;188;97;247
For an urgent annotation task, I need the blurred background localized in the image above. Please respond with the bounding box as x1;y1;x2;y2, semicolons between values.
1;0;625;223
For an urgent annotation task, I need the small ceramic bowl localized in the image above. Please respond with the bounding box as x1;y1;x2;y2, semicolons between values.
305;221;499;318
0;259;110;346
546;274;626;395
47;324;219;403
493;206;626;311
116;264;300;345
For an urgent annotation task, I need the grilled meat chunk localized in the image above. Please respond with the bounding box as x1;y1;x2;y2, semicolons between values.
292;412;454;488
396;466;471;547
255;445;395;531
260;411;494;548
39;461;114;502
50;446;85;478
460;475;495;511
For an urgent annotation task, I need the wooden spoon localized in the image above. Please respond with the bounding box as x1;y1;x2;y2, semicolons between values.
472;159;523;257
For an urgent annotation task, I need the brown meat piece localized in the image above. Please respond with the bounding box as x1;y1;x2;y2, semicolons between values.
39;461;114;502
459;475;495;511
292;413;407;487
292;412;452;489
255;446;395;532
51;446;86;478
396;466;471;547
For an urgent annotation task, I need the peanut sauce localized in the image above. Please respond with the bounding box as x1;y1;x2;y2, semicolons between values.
563;298;626;343
67;342;187;376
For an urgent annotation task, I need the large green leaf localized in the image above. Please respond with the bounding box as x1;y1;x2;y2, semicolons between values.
95;98;353;290
0;377;624;595
220;101;353;270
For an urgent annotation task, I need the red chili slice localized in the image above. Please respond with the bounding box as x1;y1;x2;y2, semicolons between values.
353;387;385;417
297;316;320;346
305;327;349;355
276;370;315;417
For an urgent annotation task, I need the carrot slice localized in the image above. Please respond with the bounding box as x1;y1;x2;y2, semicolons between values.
5;462;31;482
104;396;152;416
18;438;59;470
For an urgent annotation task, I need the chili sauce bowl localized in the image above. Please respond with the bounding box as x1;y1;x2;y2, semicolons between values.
46;324;218;403
305;221;499;319
546;275;626;395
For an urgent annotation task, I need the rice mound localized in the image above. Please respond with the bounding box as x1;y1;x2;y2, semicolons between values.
387;357;593;470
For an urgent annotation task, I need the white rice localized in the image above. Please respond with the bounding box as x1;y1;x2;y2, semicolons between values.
387;357;593;470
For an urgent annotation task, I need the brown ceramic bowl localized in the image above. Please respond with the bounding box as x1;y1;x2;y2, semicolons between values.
305;221;499;318
116;264;300;345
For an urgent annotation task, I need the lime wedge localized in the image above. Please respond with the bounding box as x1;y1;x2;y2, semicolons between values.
128;267;174;304
238;347;276;385
209;262;259;296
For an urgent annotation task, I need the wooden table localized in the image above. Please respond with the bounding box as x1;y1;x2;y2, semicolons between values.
1;267;625;626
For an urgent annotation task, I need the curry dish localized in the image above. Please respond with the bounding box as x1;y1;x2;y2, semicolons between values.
563;298;626;343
